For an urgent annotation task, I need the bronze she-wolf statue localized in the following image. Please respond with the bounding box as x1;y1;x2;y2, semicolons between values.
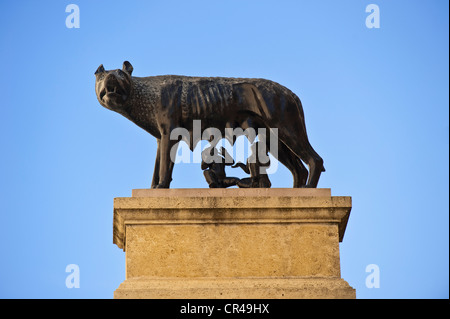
94;61;324;188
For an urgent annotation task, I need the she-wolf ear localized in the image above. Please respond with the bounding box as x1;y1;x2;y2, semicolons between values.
95;64;105;75
122;61;133;75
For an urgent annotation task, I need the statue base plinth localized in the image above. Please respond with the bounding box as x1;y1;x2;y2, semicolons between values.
114;277;355;299
113;188;355;299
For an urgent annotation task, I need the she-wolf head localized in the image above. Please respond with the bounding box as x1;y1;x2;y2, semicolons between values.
94;61;133;111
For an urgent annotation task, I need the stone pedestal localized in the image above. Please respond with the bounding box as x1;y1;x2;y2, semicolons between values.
113;188;355;299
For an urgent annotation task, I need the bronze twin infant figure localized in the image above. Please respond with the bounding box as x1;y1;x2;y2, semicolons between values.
201;141;272;188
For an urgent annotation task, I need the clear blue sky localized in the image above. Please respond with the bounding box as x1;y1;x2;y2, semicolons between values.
0;0;448;299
